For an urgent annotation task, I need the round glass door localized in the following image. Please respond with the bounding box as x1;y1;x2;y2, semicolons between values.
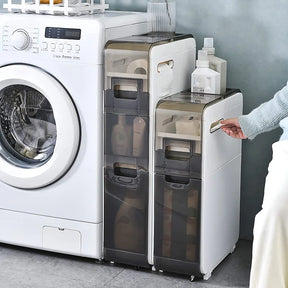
0;84;56;168
0;65;80;189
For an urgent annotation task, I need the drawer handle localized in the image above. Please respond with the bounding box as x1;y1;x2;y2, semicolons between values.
114;163;137;179
165;175;190;185
157;60;174;73
210;118;224;133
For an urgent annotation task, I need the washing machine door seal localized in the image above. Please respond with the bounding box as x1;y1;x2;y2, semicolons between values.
0;64;80;189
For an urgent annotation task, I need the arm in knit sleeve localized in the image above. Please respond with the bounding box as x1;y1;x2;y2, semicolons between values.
238;83;288;140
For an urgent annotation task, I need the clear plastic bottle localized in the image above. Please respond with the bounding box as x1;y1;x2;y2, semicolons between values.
147;0;176;33
191;50;221;94
111;114;132;156
202;38;227;94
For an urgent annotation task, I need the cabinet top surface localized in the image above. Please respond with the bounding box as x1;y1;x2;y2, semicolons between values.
157;89;239;112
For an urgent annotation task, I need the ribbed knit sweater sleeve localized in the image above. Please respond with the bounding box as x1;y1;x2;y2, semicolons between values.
238;83;288;140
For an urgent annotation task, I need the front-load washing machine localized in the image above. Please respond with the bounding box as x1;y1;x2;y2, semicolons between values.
0;11;147;259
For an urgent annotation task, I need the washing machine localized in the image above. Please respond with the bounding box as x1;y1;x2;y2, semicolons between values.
0;11;147;259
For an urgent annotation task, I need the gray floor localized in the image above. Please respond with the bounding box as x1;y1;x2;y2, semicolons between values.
0;240;251;288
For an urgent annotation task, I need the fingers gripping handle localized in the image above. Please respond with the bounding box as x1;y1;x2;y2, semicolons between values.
210;118;224;133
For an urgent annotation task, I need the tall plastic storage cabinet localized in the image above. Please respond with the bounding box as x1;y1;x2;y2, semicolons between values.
154;90;243;279
104;34;196;268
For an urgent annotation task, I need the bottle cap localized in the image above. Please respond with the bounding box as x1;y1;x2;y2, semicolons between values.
203;37;215;55
196;50;209;68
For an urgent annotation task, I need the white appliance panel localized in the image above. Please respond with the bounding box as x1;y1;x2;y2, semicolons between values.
0;209;102;258
200;156;241;276
0;12;147;65
200;92;243;277
202;92;243;177
0;11;148;259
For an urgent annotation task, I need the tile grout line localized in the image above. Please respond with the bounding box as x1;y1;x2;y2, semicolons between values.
102;268;126;287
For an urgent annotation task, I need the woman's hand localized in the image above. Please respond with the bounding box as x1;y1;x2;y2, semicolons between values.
221;118;248;139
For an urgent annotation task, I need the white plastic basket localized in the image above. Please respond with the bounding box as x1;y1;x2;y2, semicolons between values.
3;0;109;16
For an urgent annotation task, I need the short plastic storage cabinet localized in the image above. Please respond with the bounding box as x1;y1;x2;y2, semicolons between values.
154;90;243;280
104;33;196;268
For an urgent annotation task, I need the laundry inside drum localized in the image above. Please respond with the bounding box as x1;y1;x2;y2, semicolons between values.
0;85;57;168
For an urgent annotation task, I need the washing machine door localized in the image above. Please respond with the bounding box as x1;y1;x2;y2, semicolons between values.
0;64;80;189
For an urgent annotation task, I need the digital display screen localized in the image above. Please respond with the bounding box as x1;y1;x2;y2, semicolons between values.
45;27;81;40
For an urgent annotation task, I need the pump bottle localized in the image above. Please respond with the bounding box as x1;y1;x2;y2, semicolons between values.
202;38;227;94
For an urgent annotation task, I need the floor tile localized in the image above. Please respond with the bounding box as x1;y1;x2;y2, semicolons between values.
0;266;93;288
0;240;251;288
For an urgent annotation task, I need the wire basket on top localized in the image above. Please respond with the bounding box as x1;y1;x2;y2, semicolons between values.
3;0;109;16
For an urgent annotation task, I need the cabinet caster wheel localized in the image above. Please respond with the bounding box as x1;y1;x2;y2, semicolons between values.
152;266;156;272
190;275;195;282
203;272;211;280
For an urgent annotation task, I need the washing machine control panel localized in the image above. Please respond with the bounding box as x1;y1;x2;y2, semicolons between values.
10;29;31;51
2;25;82;61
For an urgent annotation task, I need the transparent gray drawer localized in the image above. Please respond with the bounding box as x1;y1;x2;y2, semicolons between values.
105;113;149;159
105;78;149;116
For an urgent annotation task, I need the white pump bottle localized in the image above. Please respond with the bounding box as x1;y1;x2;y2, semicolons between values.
202;38;227;94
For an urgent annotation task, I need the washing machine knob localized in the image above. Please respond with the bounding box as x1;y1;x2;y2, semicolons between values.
11;29;30;51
